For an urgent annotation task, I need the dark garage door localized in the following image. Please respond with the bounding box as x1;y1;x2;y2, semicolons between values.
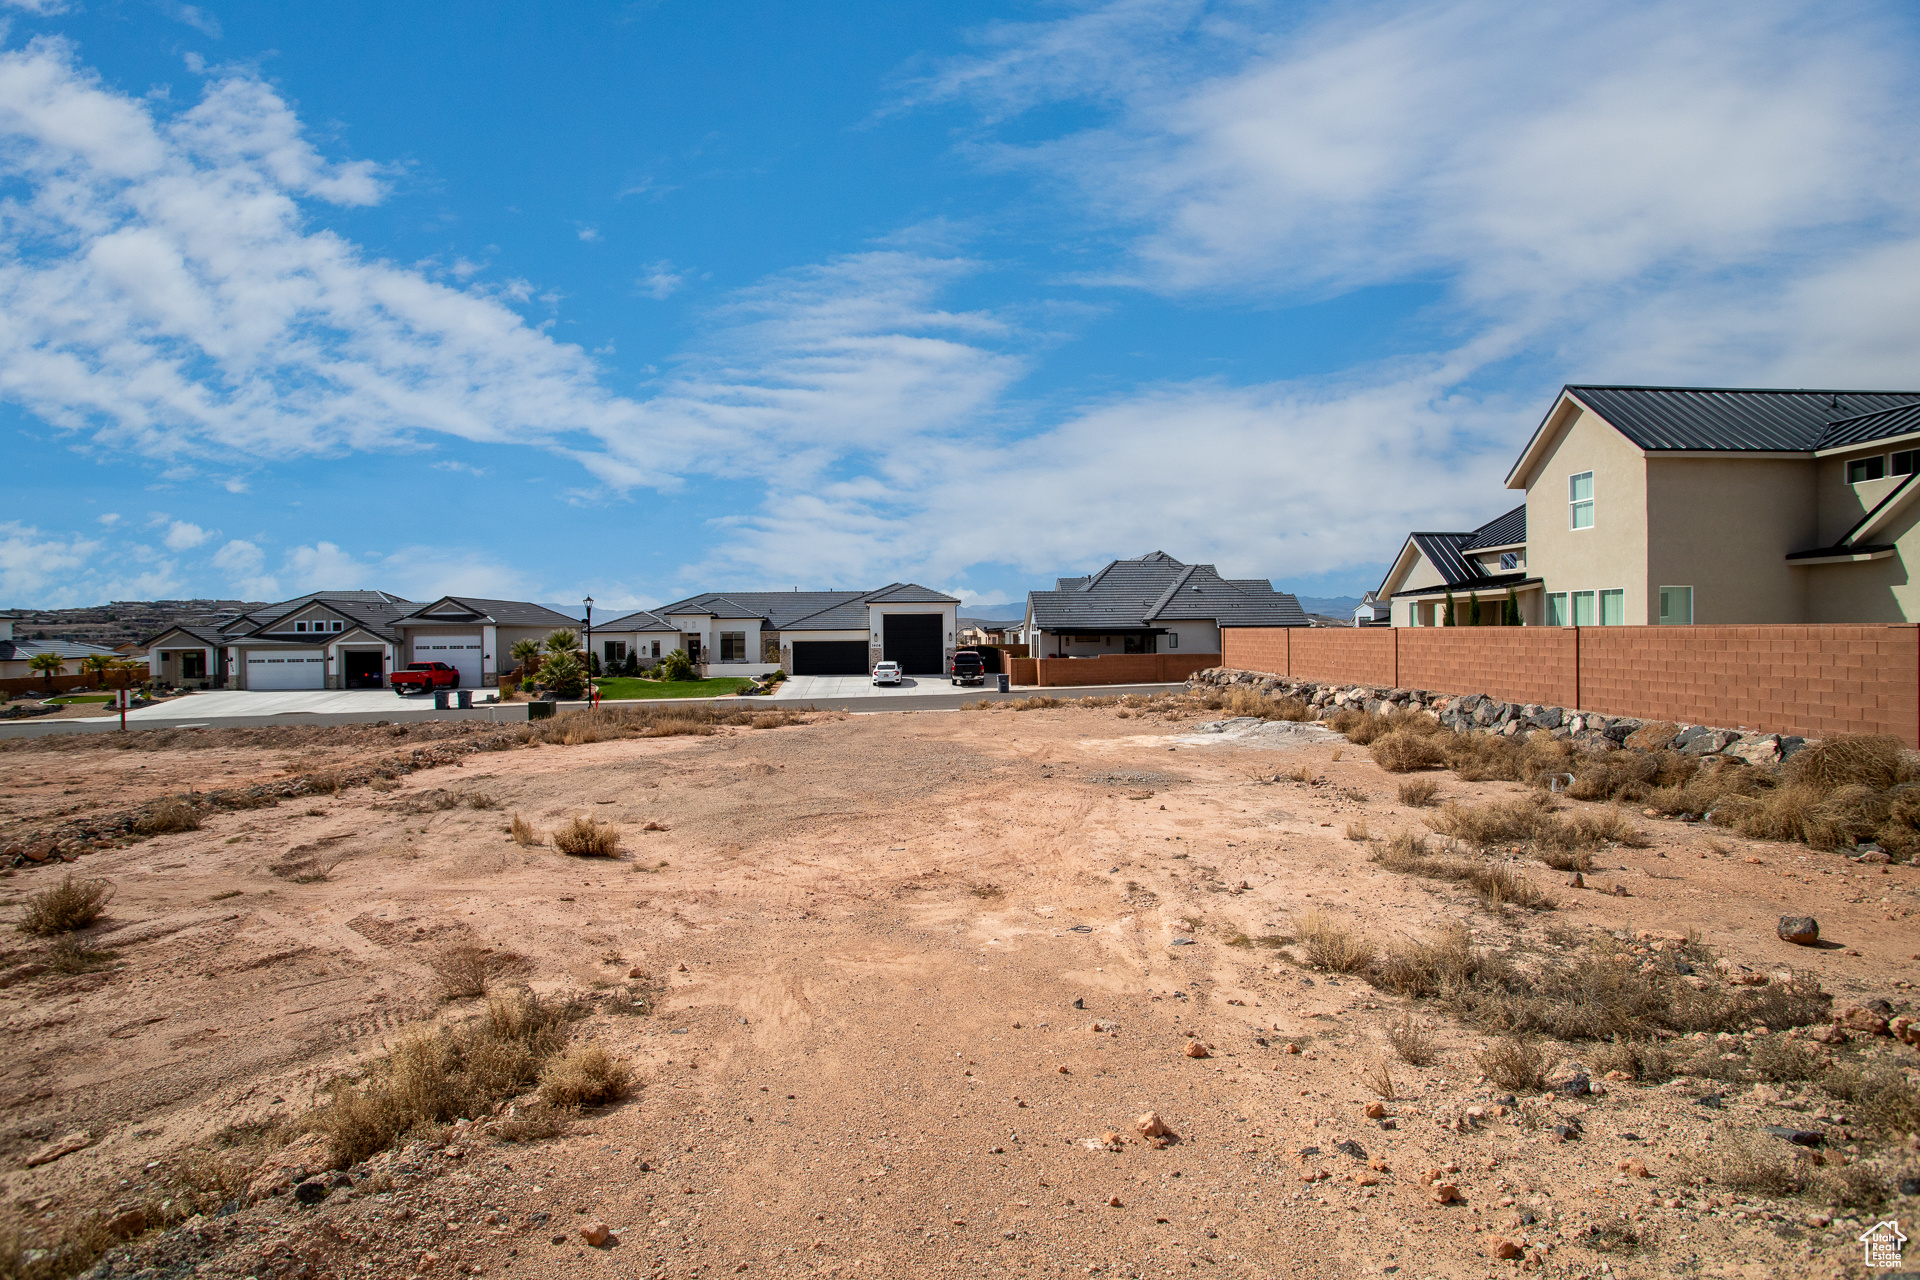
883;614;943;674
791;640;870;676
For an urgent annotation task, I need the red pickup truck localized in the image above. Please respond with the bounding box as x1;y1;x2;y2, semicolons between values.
390;662;461;695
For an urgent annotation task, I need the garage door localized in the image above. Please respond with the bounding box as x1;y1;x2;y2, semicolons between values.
883;614;943;674
791;640;869;676
247;649;325;690
414;635;482;687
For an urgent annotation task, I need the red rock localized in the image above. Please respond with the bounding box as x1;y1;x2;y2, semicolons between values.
1489;1238;1522;1259
580;1222;613;1247
1184;1042;1210;1059
1363;1101;1386;1119
1429;1182;1462;1204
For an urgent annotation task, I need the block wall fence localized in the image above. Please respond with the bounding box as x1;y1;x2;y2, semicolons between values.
1009;653;1221;688
1219;625;1920;747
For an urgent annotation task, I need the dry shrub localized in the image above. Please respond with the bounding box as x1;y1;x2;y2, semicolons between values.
1748;1035;1822;1082
1787;734;1914;791
429;944;526;1001
1397;778;1439;807
1294;908;1377;974
1287;764;1314;784
538;1043;632;1108
1364;1060;1396;1100
1812;1162;1888;1211
1565;750;1661;802
1821;1062;1920;1137
1688;1126;1806;1196
1385;1013;1438;1066
509;812;540;847
1371;730;1448;773
552;816;620;857
1370;832;1552;911
462;792;496;810
1345;818;1371;842
17;874;113;935
1217;686;1314;721
1372;924;1489;998
306;990;581;1165
751;711;803;729
132;797;200;835
1428;796;1555;849
1475;1037;1550;1092
0;1213;116;1280
491;1099;568;1143
1444;732;1527;782
267;853;337;883
1587;1040;1680;1083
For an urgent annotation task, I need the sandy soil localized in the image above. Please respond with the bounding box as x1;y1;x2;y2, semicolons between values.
2;705;1917;1280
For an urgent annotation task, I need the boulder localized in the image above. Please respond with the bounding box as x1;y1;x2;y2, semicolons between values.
1625;721;1681;752
1679;729;1739;757
1727;734;1783;766
1777;916;1820;946
1837;1004;1891;1036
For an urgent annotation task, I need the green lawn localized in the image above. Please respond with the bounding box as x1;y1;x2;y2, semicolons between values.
593;676;758;700
48;694;113;704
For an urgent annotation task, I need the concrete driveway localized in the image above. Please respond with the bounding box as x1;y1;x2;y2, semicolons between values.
773;673;990;700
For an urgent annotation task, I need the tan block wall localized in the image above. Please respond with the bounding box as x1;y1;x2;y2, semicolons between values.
1030;654;1219;687
1217;624;1920;744
1398;628;1577;708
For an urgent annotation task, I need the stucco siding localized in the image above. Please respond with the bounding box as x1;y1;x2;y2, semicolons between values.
1646;456;1812;624
1805;502;1920;623
1520;406;1650;622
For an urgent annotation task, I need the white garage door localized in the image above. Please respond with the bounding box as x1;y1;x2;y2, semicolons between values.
414;635;483;687
248;649;325;690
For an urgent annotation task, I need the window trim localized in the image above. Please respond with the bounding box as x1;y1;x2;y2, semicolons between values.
1546;593;1569;626
1569;471;1594;530
1599;588;1624;626
1658;585;1694;625
1848;455;1888;485
1571;590;1597;627
1893;449;1918;477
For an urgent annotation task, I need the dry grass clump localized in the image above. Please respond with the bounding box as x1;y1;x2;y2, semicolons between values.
1688;1126;1807;1196
1424;795;1646;870
1209;686;1314;721
490;1099;568;1143
1385;1013;1438;1066
1344;818;1370;842
1821;1062;1920;1137
1370;832;1553;910
552;816;620;857
132;797;200;835
1370;730;1448;772
968;695;1064;712
16;874;113;935
1747;1035;1823;1082
1397;778;1440;807
44;935;117;974
1788;734;1913;791
520;703;813;745
509;812;540;847
429;944;527;1001
306;990;589;1165
1294;908;1377;973
1475;1037;1550;1091
538;1043;632;1108
267;853;338;883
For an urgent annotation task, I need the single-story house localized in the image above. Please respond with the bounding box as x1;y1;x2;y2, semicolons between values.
1019;552;1308;657
147;590;417;690
596;584;961;677
388;597;584;688
0;616;118;688
1377;383;1920;626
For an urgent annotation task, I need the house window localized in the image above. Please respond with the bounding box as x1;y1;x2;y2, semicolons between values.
1599;589;1624;626
331;621;343;632
1546;593;1569;626
1167;632;1178;648
651;640;661;659
1848;456;1887;484
1894;450;1918;476
720;631;747;662
603;641;627;663
1569;472;1594;529
294;621;307;632
1571;591;1597;626
180;652;206;679
1659;586;1694;625
1499;551;1520;570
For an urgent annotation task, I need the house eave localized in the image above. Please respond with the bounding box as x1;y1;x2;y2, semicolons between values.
1785;547;1897;566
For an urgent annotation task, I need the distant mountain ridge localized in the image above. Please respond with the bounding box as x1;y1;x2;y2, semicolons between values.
1293;596;1363;618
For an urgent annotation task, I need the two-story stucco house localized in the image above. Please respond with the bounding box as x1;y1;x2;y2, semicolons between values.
1378;384;1920;626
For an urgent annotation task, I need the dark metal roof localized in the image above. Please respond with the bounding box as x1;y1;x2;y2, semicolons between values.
1816;402;1920;450
1567;385;1920;453
1409;533;1477;584
1461;504;1526;551
1389;573;1540;600
1029;554;1307;629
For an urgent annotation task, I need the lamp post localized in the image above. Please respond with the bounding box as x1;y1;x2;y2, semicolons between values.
582;595;594;706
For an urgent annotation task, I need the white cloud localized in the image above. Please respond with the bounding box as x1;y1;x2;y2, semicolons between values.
432;458;486;476
162;518;213;549
210;536;276;598
0;0;71;14
281;539;370;590
160;3;222;39
0;519;186;606
577;225;602;243
97;511;121;526
636;259;686;300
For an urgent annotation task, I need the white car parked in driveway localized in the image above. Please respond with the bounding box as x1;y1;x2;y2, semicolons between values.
871;661;902;686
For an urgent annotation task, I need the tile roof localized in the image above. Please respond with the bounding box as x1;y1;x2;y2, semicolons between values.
593;608;677;633
1566;386;1920;453
1028;553;1307;630
140;624;229;648
652;585;960;632
394;597;582;629
0;638;119;662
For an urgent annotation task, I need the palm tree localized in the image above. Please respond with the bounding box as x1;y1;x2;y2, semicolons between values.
80;653;114;686
509;638;543;680
26;651;64;694
543;628;580;656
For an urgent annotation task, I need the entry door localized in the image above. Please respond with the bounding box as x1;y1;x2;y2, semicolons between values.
247;649;325;690
415;635;483;686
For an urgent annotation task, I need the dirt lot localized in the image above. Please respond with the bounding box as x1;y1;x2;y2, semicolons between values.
1;703;1916;1280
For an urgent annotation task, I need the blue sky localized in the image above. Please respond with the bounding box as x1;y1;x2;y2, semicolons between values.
2;0;1917;612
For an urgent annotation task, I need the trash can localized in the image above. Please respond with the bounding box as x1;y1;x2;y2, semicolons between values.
997;673;1010;693
456;689;472;709
433;689;450;710
527;700;555;720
